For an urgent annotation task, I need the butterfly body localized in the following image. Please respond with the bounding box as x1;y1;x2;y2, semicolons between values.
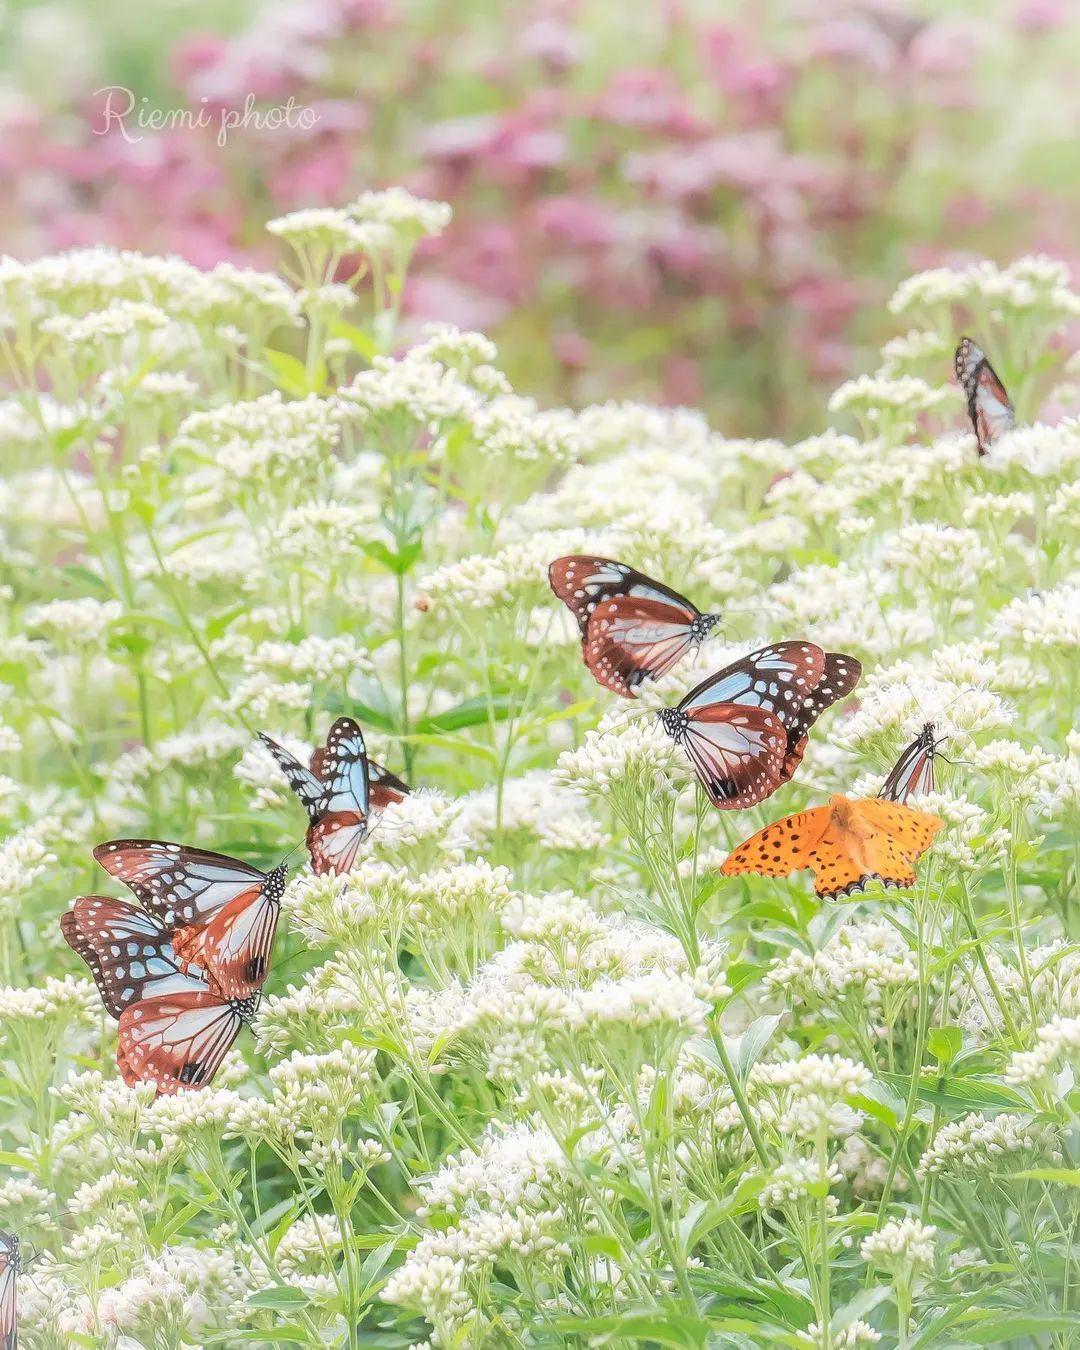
719;793;942;898
880;721;945;803
657;642;861;808
955;337;1015;455
549;555;720;696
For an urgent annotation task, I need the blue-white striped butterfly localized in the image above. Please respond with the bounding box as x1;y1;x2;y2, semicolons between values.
657;641;861;808
261;718;409;875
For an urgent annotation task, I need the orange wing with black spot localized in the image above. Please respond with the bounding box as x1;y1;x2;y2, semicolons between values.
720;796;943;900
719;806;832;878
854;798;943;859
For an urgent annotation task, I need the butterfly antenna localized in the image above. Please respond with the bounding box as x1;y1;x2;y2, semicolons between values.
595;703;658;741
274;837;308;871
723;600;784;619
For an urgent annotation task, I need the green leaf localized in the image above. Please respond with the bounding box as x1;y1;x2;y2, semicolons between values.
264;347;324;396
832;1285;891;1328
362;539;422;575
207;1329;311;1344
0;1150;36;1170
730;1013;782;1081
399;733;497;764
415;694;523;733
879;1071;1027;1113
327;316;378;361
927;1025;963;1067
1016;1167;1080;1188
246;1285;313;1311
853;1079;904;1131
546;1309;708;1348
357;1236;399;1301
963;1312;1080;1343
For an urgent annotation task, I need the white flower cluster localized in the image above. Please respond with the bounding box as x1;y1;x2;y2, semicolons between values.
860;1217;937;1278
917;1113;1060;1179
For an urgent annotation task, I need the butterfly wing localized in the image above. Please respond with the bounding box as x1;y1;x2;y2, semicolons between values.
776;650;862;784
585;595;701;697
719;806;833;877
854;798;943;860
259;733;324;823
317;718;370;818
94;840;271;929
306;813;368;876
302;718;372;875
678;642;826;717
368;759;410;811
61;895;204;1019
171;867;285;998
879;726;938;803
955;337;1015;455
117;990;246;1095
681;704;788;808
548;556;698;638
0;1233;16;1350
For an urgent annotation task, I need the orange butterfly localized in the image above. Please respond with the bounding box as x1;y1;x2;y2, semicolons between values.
719;794;943;899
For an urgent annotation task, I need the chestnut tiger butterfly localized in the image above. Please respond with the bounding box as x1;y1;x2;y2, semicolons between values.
656;641;862;809
92;840;287;999
61;895;257;1095
720;793;943;899
0;1232;17;1350
955;337;1014;456
260;717;409;875
548;556;720;697
879;721;947;803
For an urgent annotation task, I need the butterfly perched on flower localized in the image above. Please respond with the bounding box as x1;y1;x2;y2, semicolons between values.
260;717;408;876
656;642;862;808
92;841;287;998
0;1232;18;1350
879;721;946;803
62;892;265;1095
548;556;720;697
719;793;942;898
955;337;1014;455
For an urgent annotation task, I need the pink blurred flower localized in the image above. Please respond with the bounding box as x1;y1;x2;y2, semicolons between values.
553;331;591;368
661;355;703;407
516;17;585;72
1012;0;1071;34
591;69;707;137
403;273;511;332
534;194;619;250
171;32;229;88
808;19;895;72
908;21;976;77
268;140;356;206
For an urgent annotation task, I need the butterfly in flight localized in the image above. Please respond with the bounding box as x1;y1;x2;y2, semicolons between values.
719;793;942;898
548;556;720;697
260;717;408;875
62;893;259;1095
656;641;862;808
0;1232;18;1350
879;721;947;803
955;337;1014;456
93;840;287;998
